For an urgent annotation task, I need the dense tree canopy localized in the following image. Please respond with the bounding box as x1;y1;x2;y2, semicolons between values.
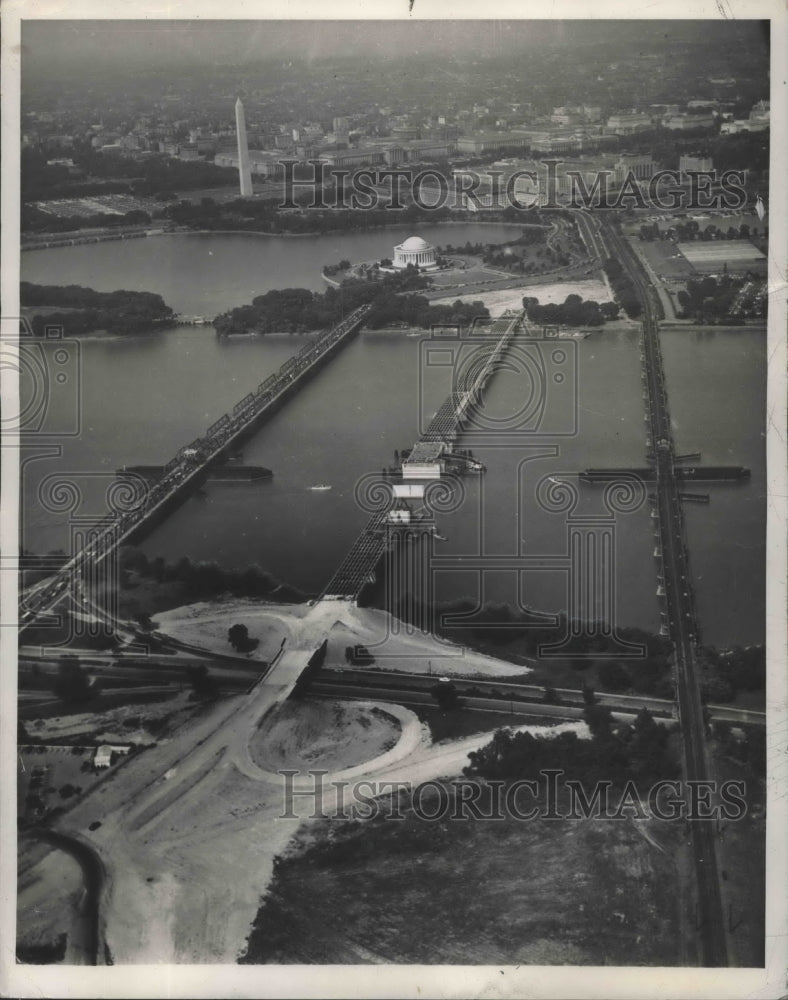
53;657;95;703
465;705;677;789
602;257;642;318
523;293;618;327
21;282;175;336
213;273;489;335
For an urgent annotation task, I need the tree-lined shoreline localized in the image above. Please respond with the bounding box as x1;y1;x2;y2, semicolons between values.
21;282;175;337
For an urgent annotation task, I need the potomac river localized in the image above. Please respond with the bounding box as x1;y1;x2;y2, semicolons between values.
21;226;765;647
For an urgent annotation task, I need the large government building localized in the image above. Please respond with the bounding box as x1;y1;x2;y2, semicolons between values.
393;235;438;270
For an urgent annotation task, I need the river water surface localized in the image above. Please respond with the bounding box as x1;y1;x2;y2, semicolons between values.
21;228;765;647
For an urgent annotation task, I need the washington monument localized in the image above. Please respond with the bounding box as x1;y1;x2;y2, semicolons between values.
235;97;253;197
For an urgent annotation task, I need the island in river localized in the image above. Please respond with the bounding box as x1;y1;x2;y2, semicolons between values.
20;282;176;337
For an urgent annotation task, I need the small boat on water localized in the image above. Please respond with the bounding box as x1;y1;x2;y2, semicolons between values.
310;484;332;491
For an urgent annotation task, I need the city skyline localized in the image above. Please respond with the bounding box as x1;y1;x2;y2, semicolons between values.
20;19;770;82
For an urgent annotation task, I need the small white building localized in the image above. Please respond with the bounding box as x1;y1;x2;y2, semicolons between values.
93;743;131;769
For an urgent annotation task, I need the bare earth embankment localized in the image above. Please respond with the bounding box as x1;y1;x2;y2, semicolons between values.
17;838;91;965
158;599;534;677
248;700;401;773
431;277;618;316
21;599;688;965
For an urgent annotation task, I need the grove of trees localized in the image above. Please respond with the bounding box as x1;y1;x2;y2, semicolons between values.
21;282;175;336
186;664;218;699
523;293;619;327
213;274;489;336
52;657;96;704
465;704;678;789
119;547;309;604
430;681;461;709
228;623;260;654
677;275;763;322
602;257;642;318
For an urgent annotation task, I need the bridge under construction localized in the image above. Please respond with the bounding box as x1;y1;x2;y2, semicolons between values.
22;305;523;622
322;310;524;601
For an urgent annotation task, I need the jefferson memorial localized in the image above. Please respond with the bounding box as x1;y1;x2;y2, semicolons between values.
393;235;438;270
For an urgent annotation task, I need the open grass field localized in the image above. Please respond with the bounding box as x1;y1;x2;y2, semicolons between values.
706;733;766;967
240;784;685;965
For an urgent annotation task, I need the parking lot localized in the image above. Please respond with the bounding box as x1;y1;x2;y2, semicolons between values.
33;193;163;218
18;745;108;823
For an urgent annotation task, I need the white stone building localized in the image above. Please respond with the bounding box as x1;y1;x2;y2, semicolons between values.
393;236;438;270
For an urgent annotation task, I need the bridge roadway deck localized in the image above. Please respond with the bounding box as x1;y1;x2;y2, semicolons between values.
406;311;522;467
323;311;523;600
603;219;728;967
580;466;750;483
21;304;373;621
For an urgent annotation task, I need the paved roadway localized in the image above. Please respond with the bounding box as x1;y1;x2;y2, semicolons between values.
602;217;728;967
315;668;764;727
310;681;635;724
573;209;610;262
18;654;260;689
18;645;764;730
324;667;674;715
17;637;765;730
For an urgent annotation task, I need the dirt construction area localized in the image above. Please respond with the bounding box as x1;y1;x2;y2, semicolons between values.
155;598;535;678
22;691;197;745
22;597;685;965
35;597;585;964
248;700;401;773
154;600;297;661
432;277;616;316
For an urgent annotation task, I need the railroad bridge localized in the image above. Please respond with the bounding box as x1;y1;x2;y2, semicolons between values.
602;217;730;967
